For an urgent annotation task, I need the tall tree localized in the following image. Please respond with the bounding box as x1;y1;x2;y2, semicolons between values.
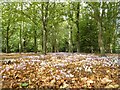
87;2;106;55
41;2;49;54
19;2;23;53
76;2;80;52
67;2;73;52
33;3;37;53
6;3;11;53
6;20;10;53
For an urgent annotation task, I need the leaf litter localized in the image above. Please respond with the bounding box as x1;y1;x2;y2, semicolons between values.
0;53;119;89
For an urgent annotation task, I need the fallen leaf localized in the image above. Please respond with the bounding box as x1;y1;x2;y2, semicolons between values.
21;82;29;87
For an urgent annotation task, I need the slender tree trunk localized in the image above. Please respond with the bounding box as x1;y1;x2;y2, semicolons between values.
33;3;37;53
55;34;58;52
76;2;80;52
111;27;117;53
44;28;47;54
98;21;105;55
41;29;44;52
23;37;26;52
55;39;57;52
19;24;22;53
68;26;73;52
98;1;105;56
22;22;25;52
6;4;11;53
56;38;59;52
22;22;24;52
42;21;47;54
54;29;58;52
34;27;37;53
41;4;44;54
41;3;48;55
42;25;47;54
19;3;23;53
51;27;57;52
6;24;9;53
68;30;71;52
52;33;55;52
68;3;73;53
70;27;73;53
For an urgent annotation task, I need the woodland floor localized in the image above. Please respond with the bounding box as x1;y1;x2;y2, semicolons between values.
0;53;120;89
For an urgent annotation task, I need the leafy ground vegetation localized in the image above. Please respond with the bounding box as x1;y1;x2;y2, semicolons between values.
0;53;119;89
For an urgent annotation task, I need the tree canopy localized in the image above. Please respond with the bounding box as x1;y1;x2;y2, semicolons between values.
1;1;120;54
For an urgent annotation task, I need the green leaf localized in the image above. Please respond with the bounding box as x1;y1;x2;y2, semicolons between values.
21;82;29;87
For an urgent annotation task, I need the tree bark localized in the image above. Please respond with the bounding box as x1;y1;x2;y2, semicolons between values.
19;3;23;53
41;3;49;55
76;2;80;52
98;21;105;55
68;26;73;52
41;29;44;52
6;23;9;53
52;32;56;52
34;27;37;53
33;3;37;53
19;24;22;53
41;3;44;53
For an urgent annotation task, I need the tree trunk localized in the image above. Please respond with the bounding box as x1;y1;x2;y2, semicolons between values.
51;27;57;52
23;37;26;52
52;34;56;52
41;4;44;54
76;2;80;52
34;27;37;53
68;26;73;52
41;29;44;52
19;24;22;53
6;24;9;53
23;28;26;52
98;21;105;55
44;29;47;54
68;30;71;52
19;3;23;53
33;3;37;53
41;3;48;55
70;29;73;53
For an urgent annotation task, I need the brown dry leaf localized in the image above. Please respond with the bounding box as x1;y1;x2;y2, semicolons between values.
113;84;119;88
60;82;69;88
105;84;114;88
72;78;78;81
50;79;56;85
101;77;112;84
29;80;32;85
81;77;88;82
87;79;94;87
87;80;94;84
16;74;23;79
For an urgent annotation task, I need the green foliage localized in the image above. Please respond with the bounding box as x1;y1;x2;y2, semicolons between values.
1;2;119;53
